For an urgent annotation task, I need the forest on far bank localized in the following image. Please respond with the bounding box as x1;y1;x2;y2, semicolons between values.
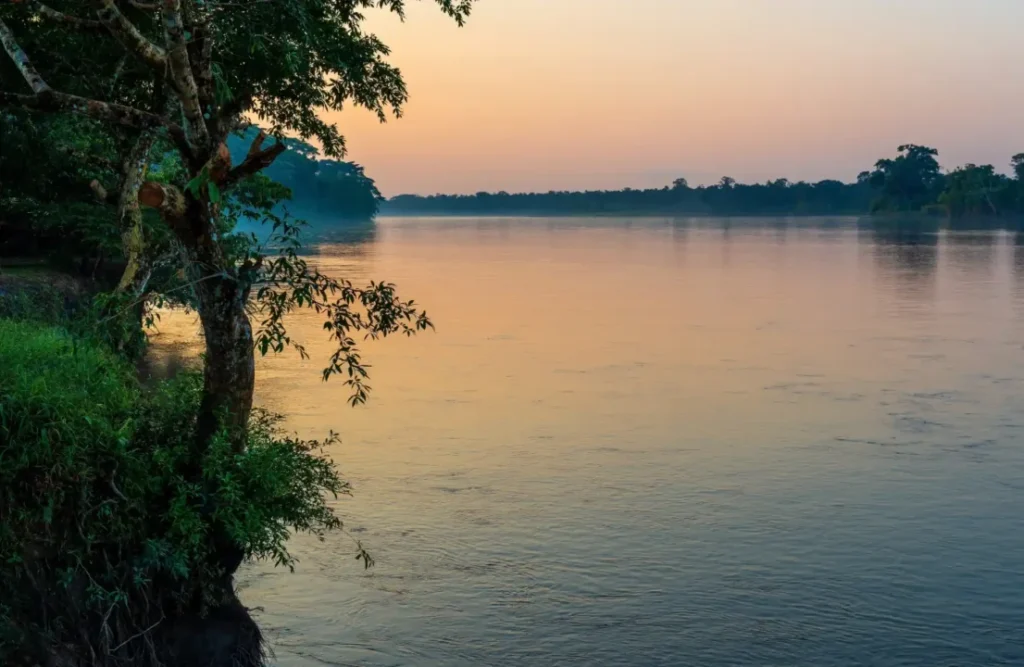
382;145;1024;219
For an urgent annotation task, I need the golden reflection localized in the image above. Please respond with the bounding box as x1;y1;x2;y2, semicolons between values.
148;218;1020;484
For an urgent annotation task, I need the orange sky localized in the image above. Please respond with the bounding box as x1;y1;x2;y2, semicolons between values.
328;0;1024;196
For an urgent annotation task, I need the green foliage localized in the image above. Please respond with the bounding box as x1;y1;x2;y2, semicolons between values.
206;410;364;570
0;1;463;661
236;197;432;406
0;278;71;325
0;320;358;661
869;144;944;213
938;164;1011;218
0;111;120;263
1012;154;1024;182
205;0;474;157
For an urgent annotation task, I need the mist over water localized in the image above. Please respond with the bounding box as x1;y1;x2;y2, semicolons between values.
152;217;1024;666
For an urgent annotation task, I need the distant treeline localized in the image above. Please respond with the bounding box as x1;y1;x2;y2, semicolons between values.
227;128;382;221
382;145;1024;219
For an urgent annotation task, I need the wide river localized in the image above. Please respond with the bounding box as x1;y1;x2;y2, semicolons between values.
153;216;1024;666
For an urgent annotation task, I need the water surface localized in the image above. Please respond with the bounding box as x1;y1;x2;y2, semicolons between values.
154;217;1024;666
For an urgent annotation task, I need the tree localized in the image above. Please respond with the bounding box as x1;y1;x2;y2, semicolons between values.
1;0;472;447
671;177;689;190
1;1;473;661
1011;153;1024;181
939;164;1009;218
869;144;943;212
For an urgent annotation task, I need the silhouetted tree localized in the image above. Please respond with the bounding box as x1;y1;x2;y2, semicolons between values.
869;144;943;212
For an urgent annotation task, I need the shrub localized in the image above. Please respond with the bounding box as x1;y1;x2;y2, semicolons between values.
0;273;79;324
0;319;353;664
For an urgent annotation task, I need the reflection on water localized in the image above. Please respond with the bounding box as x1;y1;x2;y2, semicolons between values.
306;218;378;246
150;216;1024;667
862;219;939;311
234;216;379;255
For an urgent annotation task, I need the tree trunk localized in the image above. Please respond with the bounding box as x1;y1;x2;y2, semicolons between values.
115;132;155;297
140;177;256;458
194;271;255;448
171;203;255;576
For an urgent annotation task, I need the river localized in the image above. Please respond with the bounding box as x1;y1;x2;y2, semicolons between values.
151;216;1024;666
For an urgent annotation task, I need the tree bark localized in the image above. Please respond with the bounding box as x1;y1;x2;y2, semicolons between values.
93;0;168;70
194;270;255;447
115;131;156;296
146;190;255;451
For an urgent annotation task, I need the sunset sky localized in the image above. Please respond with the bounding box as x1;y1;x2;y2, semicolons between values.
330;0;1024;196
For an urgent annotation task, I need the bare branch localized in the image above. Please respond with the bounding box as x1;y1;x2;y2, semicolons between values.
247;129;268;157
223;134;287;187
0;18;51;94
126;0;161;9
93;0;167;70
162;0;210;148
33;2;105;29
107;54;128;96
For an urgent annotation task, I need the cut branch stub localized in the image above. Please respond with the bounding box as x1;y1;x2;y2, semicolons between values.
139;181;186;219
90;179;111;203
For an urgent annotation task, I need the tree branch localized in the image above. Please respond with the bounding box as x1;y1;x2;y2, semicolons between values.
0;90;190;158
115;131;157;295
93;0;167;71
162;0;210;149
181;0;214;110
32;2;105;29
0;15;193;158
223;131;287;187
0;18;51;94
247;129;268;157
31;2;106;29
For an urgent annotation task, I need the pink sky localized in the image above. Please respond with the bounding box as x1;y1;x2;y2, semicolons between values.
328;0;1024;196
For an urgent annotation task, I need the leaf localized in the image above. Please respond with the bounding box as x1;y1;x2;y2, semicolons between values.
208;180;222;205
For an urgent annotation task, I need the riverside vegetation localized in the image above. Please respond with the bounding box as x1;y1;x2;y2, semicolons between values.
0;1;474;665
383;145;1024;219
